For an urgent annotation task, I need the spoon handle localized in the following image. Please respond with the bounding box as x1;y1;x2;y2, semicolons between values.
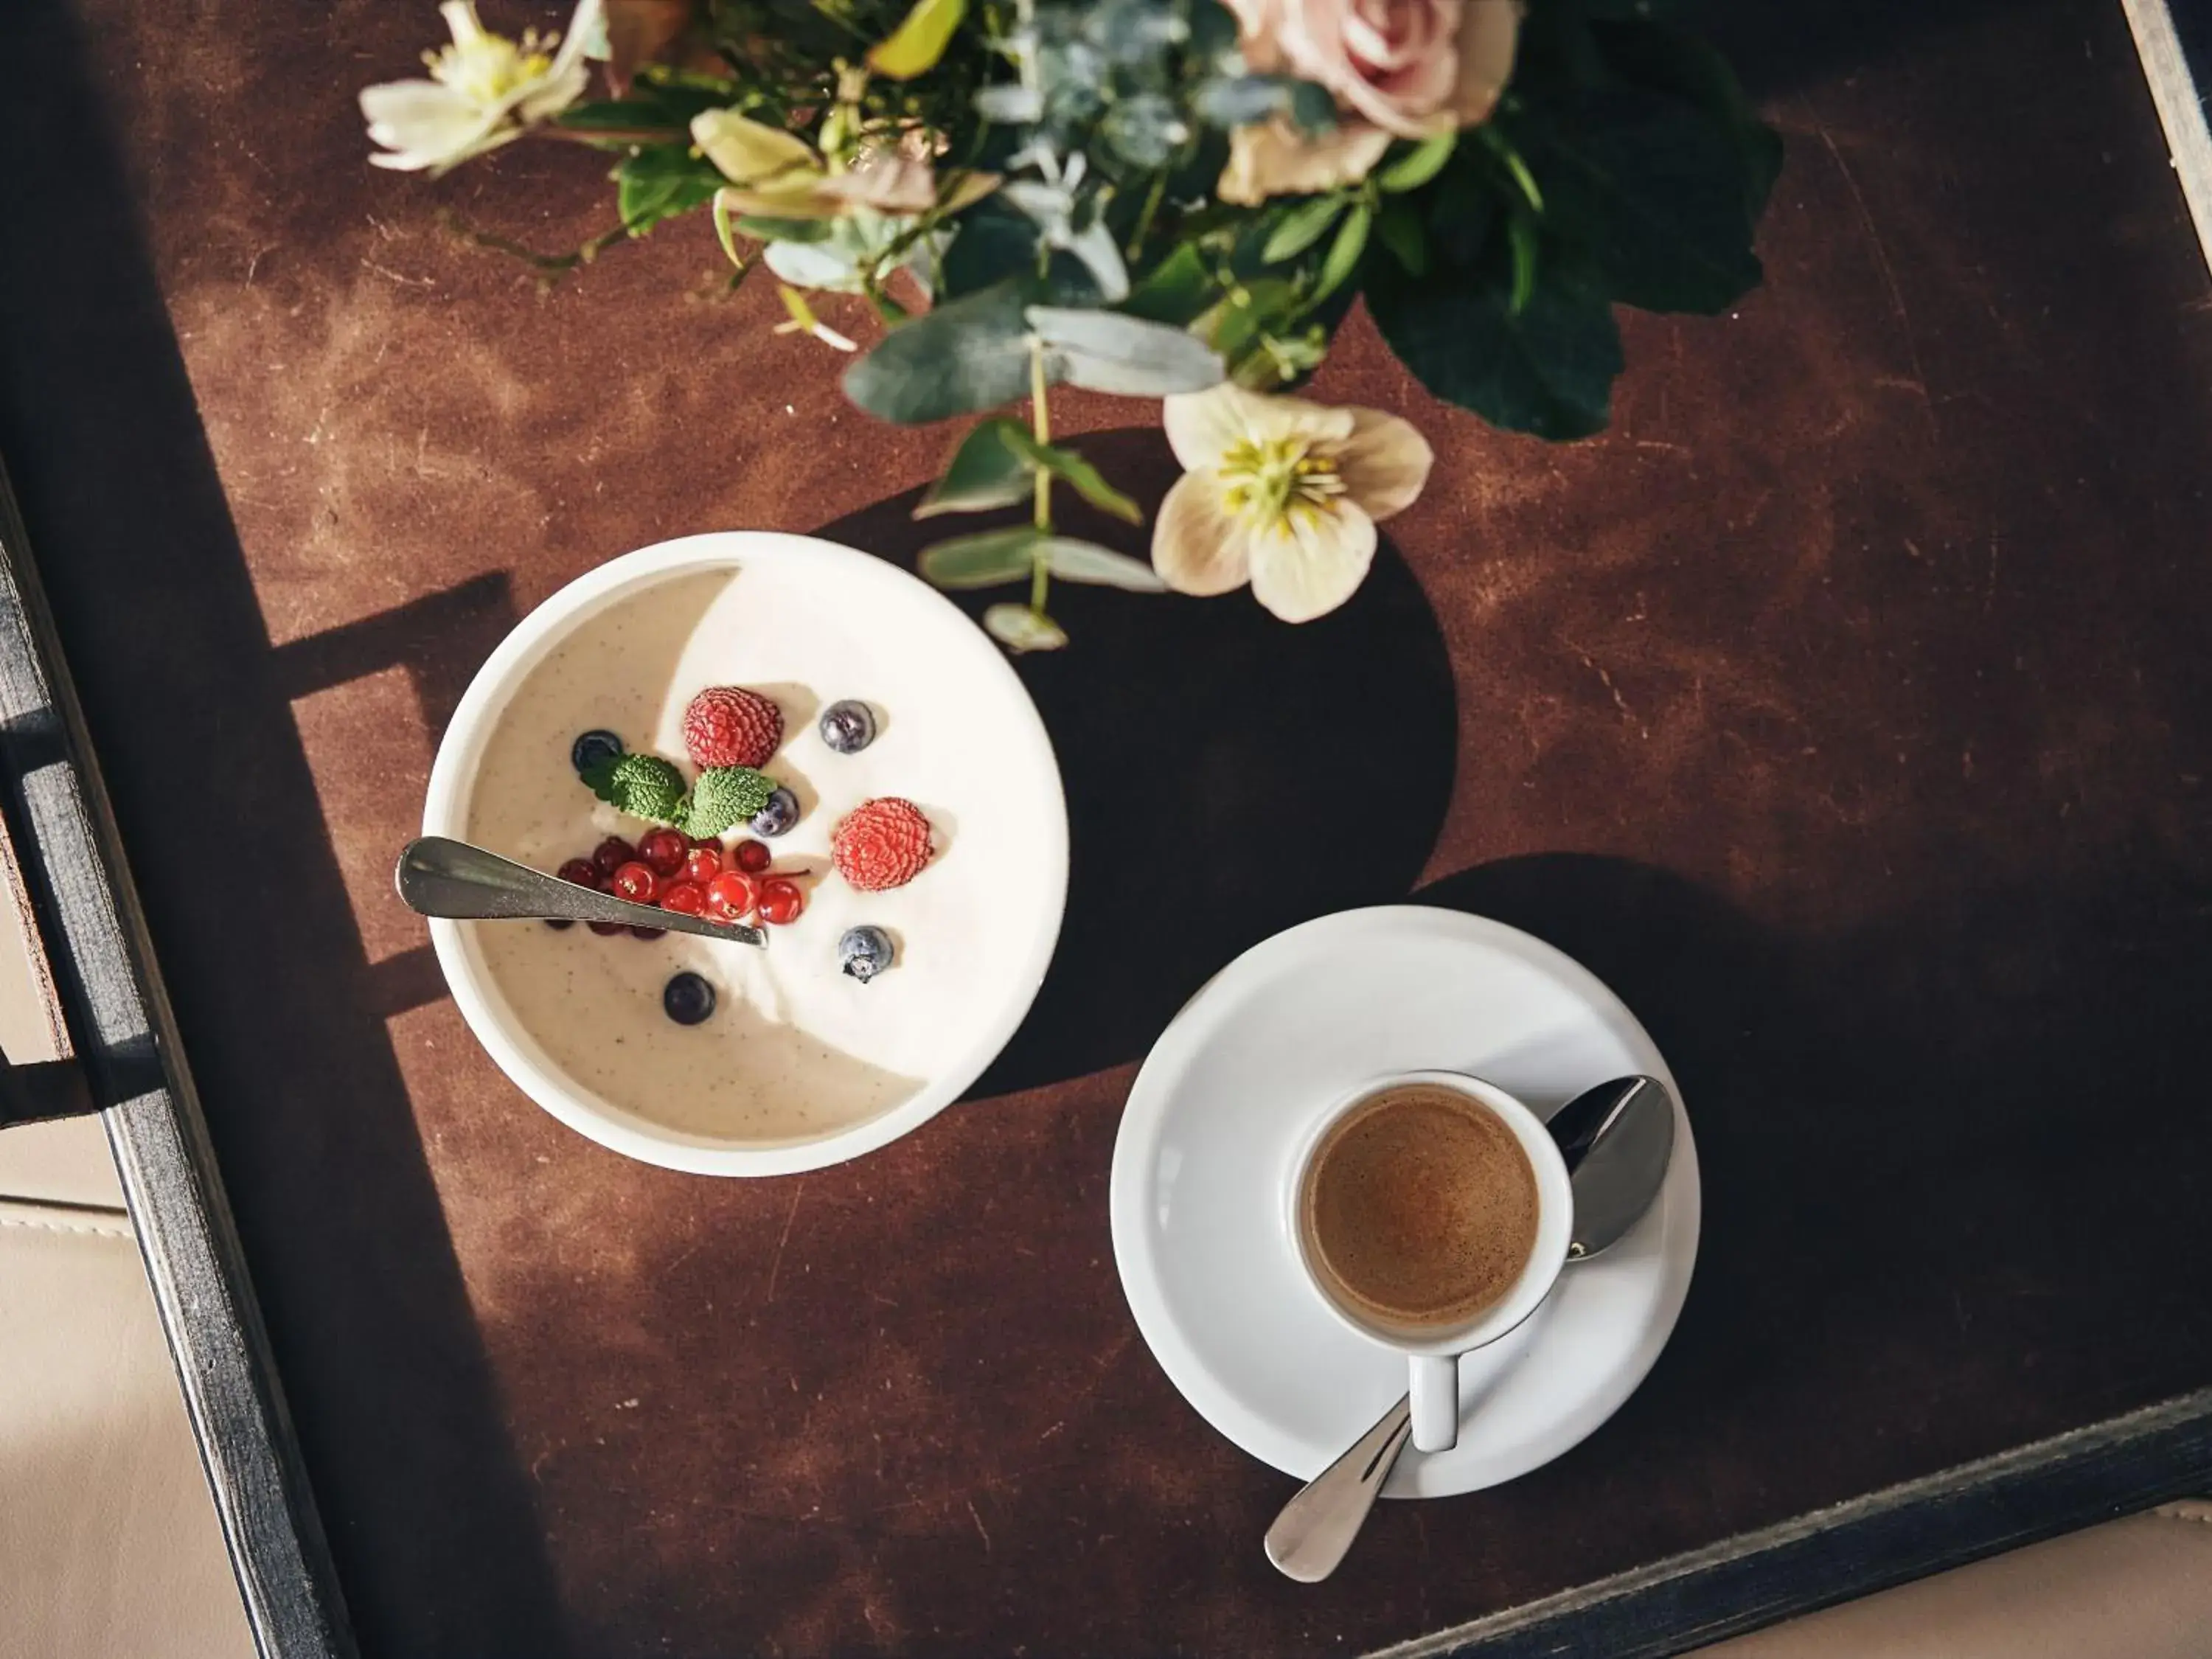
1262;1394;1413;1582
394;836;766;947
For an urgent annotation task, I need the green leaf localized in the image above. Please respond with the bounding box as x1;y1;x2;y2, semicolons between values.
982;604;1068;653
614;146;721;236
1481;127;1545;213
916;420;1144;523
868;0;966;80
582;752;688;823
1262;195;1349;264
1312;202;1371;303
916;419;1034;518
1001;431;1143;524
734;213;834;243
919;526;1042;589
940;202;1040;300
1368;253;1624;440
1122;243;1220;327
1377;133;1457;193
684;766;776;837
1286;80;1338;135
1375;198;1427;276
845;280;1034;424
1194;276;1302;368
1506;212;1538;313
1026;307;1224;397
1037;538;1166;591
1526;87;1764;314
1592;18;1781;216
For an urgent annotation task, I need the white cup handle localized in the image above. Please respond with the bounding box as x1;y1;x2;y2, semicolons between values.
1408;1353;1461;1453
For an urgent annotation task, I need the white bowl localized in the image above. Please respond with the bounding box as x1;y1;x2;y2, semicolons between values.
422;532;1069;1175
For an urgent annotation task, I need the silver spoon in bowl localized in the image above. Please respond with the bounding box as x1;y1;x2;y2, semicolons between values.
1262;1076;1675;1583
394;835;768;946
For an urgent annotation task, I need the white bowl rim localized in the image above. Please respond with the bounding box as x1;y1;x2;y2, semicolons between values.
421;530;1071;1176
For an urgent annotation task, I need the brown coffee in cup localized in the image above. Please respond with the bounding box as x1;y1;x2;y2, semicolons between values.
1299;1082;1540;1332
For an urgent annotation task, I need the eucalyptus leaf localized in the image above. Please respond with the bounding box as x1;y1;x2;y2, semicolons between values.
1262;195;1348;264
983;604;1069;653
845;280;1034;423
919;526;1042;588
1195;74;1293;128
1003;431;1143;523
1038;538;1166;590
1377;133;1456;193
940;202;1040;299
1026;306;1224;397
1312;201;1371;302
1287;80;1338;134
974;83;1045;123
915;419;1034;518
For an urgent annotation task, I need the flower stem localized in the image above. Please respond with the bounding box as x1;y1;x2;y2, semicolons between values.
1029;341;1053;615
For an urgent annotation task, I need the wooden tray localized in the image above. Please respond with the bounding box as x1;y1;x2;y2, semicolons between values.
1;1;2210;1654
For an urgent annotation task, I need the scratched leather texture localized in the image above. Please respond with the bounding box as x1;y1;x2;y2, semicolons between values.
1;0;2210;1654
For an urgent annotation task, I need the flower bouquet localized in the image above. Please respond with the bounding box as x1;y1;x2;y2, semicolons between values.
363;0;1777;647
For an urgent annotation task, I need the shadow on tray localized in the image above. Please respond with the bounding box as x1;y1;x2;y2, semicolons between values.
816;427;1460;1100
0;1;571;1652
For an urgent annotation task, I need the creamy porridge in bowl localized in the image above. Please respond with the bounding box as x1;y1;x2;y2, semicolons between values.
422;532;1068;1175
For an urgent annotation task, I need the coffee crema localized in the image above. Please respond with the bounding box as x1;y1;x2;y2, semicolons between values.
1300;1084;1540;1332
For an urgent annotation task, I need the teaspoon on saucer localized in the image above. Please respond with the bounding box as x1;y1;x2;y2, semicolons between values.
394;835;768;947
1262;1075;1675;1583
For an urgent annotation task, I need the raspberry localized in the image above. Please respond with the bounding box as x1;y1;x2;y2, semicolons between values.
683;686;782;770
832;798;933;892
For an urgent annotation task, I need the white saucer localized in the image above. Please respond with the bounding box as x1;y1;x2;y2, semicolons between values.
1109;906;1700;1498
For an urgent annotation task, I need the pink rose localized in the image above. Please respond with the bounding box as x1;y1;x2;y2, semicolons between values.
1218;0;1518;201
1240;0;1520;137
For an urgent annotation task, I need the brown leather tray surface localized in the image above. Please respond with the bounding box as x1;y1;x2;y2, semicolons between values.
4;0;2211;1653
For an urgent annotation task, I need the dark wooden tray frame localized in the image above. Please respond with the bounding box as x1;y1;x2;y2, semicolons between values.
2;6;2209;1655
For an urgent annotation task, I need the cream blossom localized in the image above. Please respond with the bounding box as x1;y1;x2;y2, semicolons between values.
361;0;602;175
1152;383;1433;622
1219;0;1520;203
692;110;998;220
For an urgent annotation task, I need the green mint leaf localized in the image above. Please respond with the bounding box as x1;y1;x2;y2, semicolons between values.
580;756;622;805
588;751;686;824
686;765;776;838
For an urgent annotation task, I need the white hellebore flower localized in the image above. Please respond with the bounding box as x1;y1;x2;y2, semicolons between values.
1152;383;1433;622
361;0;603;175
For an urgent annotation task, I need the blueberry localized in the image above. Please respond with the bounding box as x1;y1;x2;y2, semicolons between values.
838;925;894;984
818;700;878;755
662;971;716;1025
751;785;800;838
571;728;625;775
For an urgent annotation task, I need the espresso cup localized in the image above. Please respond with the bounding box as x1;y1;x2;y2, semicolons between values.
1288;1071;1575;1453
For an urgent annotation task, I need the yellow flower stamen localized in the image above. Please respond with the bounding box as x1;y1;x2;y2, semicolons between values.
427;29;557;106
1217;434;1347;534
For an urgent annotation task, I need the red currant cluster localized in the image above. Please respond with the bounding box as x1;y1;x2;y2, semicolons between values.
550;827;807;938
